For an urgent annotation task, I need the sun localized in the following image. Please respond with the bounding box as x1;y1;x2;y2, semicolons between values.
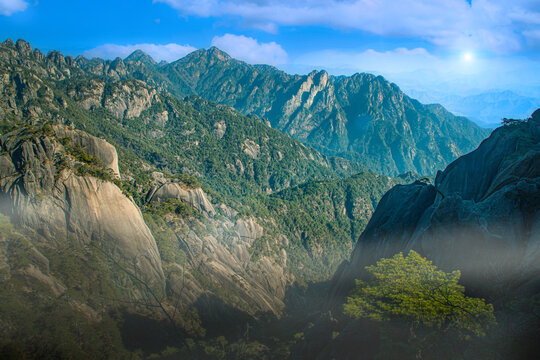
463;52;474;62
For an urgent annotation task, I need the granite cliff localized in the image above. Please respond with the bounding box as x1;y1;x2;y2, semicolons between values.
334;110;540;298
0;125;165;296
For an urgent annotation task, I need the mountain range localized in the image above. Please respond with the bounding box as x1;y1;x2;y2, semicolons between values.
407;88;540;127
0;38;535;359
76;46;490;176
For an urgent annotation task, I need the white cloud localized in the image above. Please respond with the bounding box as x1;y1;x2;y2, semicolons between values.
83;43;197;63
157;0;540;54
294;48;442;75
211;34;288;65
0;0;28;15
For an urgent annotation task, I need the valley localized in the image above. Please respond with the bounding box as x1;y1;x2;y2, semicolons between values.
0;38;538;360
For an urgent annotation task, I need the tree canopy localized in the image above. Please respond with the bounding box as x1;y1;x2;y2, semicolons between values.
344;250;496;338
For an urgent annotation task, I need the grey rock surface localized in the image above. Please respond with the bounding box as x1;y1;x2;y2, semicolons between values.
0;127;165;294
332;110;540;302
146;180;215;215
53;125;120;177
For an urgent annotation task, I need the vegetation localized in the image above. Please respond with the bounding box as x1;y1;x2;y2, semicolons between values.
345;251;496;336
344;251;496;359
244;172;398;281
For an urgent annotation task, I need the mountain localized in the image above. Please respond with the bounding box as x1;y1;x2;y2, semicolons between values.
128;47;491;175
0;39;414;357
407;88;540;127
0;38;535;359
124;49;157;65
297;110;540;359
74;46;489;176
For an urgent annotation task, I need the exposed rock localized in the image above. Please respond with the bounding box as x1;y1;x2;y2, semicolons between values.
53;125;120;177
153;110;169;127
103;80;158;119
0;128;165;295
212;120;226;139
146;180;215;215
160;213;289;316
332;111;540;302
235;217;264;243
242;139;260;159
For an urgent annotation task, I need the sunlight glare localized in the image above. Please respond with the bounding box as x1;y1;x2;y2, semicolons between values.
463;52;474;62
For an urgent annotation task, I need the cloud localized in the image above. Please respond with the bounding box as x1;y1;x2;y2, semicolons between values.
157;0;540;54
294;48;442;75
211;34;288;65
0;0;28;15
83;43;197;62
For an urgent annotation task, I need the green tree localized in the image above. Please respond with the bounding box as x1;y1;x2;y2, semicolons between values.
344;250;496;338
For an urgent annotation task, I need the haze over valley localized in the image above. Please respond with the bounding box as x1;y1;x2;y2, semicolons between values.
0;1;539;359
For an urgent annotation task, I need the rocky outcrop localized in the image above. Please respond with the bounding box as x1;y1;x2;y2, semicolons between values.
0;127;165;294
159;212;289;316
53;125;120;177
332;110;540;302
67;79;158;119
146;179;215;215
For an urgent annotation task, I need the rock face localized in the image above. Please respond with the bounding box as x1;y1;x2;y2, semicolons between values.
0;127;165;293
68;78;158;119
146;180;215;215
53;125;120;177
332;110;540;302
159;212;290;316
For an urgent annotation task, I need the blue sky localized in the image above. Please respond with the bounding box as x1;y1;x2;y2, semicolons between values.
1;0;539;125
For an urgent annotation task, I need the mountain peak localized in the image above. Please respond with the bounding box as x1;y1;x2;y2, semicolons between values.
3;38;15;48
206;46;231;60
124;49;156;64
175;46;231;66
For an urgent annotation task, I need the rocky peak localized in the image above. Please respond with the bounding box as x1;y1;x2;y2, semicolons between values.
124;49;156;65
435;111;539;202
206;46;231;61
15;39;32;57
65;55;75;67
332;109;540;305
46;50;66;67
33;48;44;61
532;108;540;120
109;57;127;75
3;38;15;48
178;47;231;67
307;70;329;87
